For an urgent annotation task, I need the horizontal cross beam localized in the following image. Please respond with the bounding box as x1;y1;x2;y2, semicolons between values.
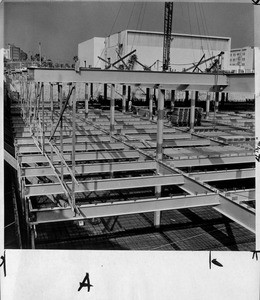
17;142;125;154
24;174;184;196
190;168;255;182
166;155;255;168
19;150;140;164
28;68;229;91
29;193;220;224
21;161;157;177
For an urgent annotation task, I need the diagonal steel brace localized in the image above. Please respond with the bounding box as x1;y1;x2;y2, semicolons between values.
49;84;75;141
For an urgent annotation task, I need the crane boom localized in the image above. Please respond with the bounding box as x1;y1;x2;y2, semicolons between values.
163;2;173;71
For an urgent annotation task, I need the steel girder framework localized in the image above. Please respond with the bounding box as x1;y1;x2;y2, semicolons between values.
8;69;256;250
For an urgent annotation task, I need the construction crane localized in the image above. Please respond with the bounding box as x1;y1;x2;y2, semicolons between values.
162;2;174;71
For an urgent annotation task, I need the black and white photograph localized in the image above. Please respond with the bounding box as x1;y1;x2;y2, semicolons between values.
1;0;259;299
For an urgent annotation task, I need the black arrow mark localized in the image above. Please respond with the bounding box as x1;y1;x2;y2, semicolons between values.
0;251;6;277
209;251;223;269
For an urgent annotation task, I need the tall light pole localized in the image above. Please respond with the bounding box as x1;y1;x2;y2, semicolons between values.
39;42;42;66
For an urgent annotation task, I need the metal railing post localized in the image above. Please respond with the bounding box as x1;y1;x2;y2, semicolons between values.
58;83;64;181
72;83;76;209
110;84;115;135
154;88;165;228
85;82;89;115
50;83;54;162
41;83;45;153
122;85;126;113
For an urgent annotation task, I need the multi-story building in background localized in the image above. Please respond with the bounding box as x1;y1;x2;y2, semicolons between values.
8;44;21;61
6;44;28;61
4;44;30;72
229;46;254;73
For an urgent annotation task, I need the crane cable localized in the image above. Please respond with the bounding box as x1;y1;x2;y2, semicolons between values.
130;3;146;52
96;2;123;67
198;3;212;61
135;2;147;50
200;4;214;62
186;3;195;63
194;3;205;56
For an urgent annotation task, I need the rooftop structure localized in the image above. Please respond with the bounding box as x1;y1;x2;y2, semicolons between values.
78;30;231;72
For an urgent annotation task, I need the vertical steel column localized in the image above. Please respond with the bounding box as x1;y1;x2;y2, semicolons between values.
26;81;29;118
215;91;219;112
226;92;229;102
171;90;175;111
50;83;54;162
24;198;31;248
104;83;107;101
21;79;24;119
146;88;150;105
127;86;131;111
34;83;38;123
156;89;165;160
110;84;115;134
34;82;38;101
30;225;35;249
35;83;40;141
58;83;64;181
129;88;134;112
122;85;126;113
190;91;197;132
153;89;157;111
154;88;165;228
29;82;32;125
41;83;45;153
71;83;76;209
185;90;189;103
90;83;93;99
85;83;89;115
206;92;210;119
149;89;153;120
221;92;225;106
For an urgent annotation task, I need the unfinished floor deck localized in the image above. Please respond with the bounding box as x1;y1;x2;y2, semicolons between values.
10;95;255;250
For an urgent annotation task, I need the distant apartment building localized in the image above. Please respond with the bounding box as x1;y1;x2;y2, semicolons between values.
229;46;254;73
8;44;21;61
6;44;28;61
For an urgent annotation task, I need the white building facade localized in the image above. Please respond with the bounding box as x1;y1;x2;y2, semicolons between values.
78;30;231;72
104;30;231;72
78;37;105;68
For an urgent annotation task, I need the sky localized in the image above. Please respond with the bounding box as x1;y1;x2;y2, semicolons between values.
4;2;254;64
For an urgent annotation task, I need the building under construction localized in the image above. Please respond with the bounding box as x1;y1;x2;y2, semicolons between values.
4;65;255;250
